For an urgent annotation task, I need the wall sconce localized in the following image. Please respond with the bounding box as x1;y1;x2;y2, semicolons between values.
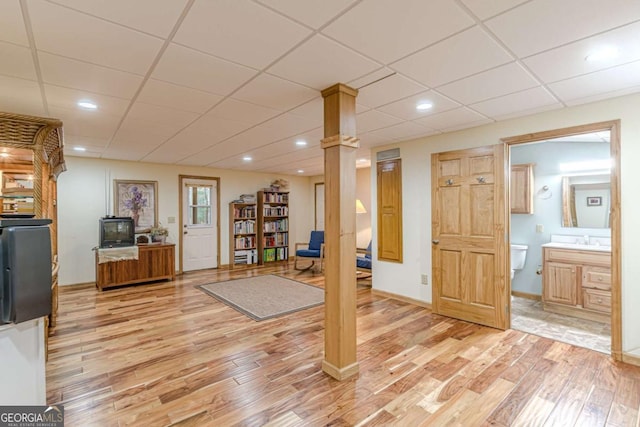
356;199;367;214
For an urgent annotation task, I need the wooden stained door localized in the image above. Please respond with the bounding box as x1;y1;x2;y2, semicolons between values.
431;145;508;329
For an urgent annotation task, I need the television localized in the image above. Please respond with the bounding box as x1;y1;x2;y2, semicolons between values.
99;216;135;248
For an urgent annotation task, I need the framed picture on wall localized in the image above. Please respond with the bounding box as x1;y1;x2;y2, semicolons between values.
587;196;602;206
114;180;158;232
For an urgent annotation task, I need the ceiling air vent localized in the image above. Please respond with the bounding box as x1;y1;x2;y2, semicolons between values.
376;148;400;162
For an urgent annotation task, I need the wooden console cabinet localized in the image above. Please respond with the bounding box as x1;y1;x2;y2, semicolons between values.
95;244;175;290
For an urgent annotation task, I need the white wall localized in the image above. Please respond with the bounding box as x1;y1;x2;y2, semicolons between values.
57;157;313;286
0;319;46;404
370;92;640;355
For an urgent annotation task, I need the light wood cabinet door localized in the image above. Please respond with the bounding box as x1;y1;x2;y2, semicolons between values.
510;164;533;214
543;261;576;305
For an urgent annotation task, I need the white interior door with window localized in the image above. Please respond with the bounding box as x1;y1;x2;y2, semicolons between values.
182;178;218;271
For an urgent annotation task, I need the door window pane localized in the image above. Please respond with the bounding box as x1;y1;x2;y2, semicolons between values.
187;185;212;226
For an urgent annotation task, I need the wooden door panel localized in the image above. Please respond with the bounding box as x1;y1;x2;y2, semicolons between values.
469;251;495;306
439;159;461;176
440;187;462;235
469;155;494;175
543;262;576;305
470;186;494;236
440;250;462;300
431;145;507;329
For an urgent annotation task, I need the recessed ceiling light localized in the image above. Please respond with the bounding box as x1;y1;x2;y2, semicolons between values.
73;146;86;152
585;46;620;62
416;102;433;111
297;169;304;173
295;140;307;146
77;100;97;110
0;153;9;158
242;156;252;162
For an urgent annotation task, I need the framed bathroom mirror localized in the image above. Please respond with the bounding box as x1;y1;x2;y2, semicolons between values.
561;173;611;228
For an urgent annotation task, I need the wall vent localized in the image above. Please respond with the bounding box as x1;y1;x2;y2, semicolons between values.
376;148;400;162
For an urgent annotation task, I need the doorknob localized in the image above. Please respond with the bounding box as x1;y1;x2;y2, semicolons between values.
432;239;439;244
184;231;188;235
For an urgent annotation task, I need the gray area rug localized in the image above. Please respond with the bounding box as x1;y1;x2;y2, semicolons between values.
198;275;324;321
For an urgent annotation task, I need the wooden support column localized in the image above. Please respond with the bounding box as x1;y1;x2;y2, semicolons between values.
321;83;359;380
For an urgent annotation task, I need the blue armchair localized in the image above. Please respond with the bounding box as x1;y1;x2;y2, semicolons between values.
356;241;372;277
294;231;325;271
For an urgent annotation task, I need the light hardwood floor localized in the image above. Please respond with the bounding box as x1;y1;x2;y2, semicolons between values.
47;263;640;426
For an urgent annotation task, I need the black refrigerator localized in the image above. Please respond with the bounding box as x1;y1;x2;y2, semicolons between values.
0;218;52;324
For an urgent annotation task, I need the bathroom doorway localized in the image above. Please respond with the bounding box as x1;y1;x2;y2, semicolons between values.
504;122;620;357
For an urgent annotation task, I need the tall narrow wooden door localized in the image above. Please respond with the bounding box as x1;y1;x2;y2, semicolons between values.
431;145;508;329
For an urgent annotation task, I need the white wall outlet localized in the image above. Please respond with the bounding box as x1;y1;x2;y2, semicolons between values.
536;224;544;233
167;216;176;224
421;274;428;285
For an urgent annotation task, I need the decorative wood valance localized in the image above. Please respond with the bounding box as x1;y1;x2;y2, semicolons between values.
0;111;67;180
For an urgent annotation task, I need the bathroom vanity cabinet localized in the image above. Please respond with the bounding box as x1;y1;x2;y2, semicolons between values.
542;246;611;323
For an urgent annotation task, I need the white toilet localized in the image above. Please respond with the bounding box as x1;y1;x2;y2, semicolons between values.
510;244;528;279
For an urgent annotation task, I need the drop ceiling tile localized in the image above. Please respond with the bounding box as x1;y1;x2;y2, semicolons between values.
0;75;45;116
414;107;491;132
208;98;281;126
470;87;561;119
377;90;459;120
356;73;427;108
137;79;223;114
101;143;155;162
256;0;357;29
368;121;434;142
392;27;513;88
152;43;257;96
486;0;640;57
358;132;391;147
437;62;539;105
323;0;473;63
459;0;529;20
356;110;404;133
126;102;199;130
174;0;311;69
232;74;319;111
267;34;380;90
0;42;36;80
142;116;247;163
48;106;122;139
44;84;130;116
48;0;188;38
39;52;143;99
63;134;110;152
348;67;394;91
287;98;324;129
523;21;640;83
29;0;163;74
548;60;640;104
0;1;28;46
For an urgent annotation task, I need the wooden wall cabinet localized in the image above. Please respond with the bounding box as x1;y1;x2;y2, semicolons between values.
95;244;175;290
511;163;534;214
542;247;611;322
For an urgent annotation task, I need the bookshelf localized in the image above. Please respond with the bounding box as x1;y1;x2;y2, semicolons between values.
257;190;289;265
229;201;258;268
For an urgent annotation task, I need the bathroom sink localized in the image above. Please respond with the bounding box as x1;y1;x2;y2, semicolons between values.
541;242;611;252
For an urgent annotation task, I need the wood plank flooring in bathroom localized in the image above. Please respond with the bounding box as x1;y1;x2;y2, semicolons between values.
46;263;640;426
